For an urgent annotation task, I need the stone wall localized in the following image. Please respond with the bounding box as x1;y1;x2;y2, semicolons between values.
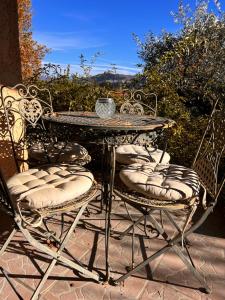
0;0;22;179
0;0;22;86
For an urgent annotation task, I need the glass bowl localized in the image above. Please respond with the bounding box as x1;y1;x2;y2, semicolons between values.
95;98;116;119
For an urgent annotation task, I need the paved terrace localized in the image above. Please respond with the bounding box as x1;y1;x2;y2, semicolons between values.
0;197;224;300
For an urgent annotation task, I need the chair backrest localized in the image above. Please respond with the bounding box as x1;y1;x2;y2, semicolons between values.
0;84;53;172
107;89;157;116
192;103;225;202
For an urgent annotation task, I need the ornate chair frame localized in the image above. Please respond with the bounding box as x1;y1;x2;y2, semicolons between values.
0;84;102;300
1;84;53;172
1;84;90;169
108;89;169;165
113;100;225;293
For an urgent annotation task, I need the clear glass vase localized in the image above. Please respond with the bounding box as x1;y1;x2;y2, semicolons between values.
95;98;116;119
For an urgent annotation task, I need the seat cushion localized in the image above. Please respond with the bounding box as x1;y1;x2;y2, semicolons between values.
7;164;94;210
119;162;200;203
116;144;170;165
29;142;90;164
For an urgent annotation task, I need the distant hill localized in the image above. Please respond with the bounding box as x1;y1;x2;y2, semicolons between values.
91;72;134;84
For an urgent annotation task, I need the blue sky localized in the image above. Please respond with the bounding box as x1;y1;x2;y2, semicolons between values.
32;0;224;75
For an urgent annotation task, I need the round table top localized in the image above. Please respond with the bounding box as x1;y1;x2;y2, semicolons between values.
43;111;175;132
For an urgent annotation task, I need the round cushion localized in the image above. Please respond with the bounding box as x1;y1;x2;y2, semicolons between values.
7;164;94;210
29;142;90;164
116;144;170;165
119;162;200;202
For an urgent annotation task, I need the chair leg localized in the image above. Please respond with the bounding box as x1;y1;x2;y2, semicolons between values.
117;206;158;240
131;224;135;269
117;209;171;279
173;245;211;293
115;240;210;293
0;267;23;300
0;227;17;256
14;203;101;299
163;211;191;245
115;243;171;283
146;214;169;241
117;214;146;240
124;213;164;271
115;208;213;293
31;258;57;300
119;211;169;241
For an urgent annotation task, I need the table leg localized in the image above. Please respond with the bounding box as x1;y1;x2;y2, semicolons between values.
104;144;116;282
101;142;107;211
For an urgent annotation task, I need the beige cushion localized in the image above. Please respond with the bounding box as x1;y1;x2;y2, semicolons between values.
116;144;170;165
119;162;200;202
29;142;89;164
7;164;94;210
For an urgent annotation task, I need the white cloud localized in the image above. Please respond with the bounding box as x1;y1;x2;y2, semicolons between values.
90;64;141;75
43;61;141;75
33;31;106;51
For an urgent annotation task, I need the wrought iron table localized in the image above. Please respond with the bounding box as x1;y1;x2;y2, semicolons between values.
42;111;175;281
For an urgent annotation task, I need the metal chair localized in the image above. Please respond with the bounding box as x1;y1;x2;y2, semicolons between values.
0;84;102;299
107;89;171;165
113;100;225;293
0;84;90;170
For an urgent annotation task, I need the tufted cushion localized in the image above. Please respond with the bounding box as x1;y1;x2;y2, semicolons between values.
29;142;90;164
116;144;170;165
119;162;200;203
7;165;94;210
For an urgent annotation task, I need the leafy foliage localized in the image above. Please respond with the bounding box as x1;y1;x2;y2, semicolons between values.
50;78;110;112
26;1;225;169
33;65;112;112
17;0;49;80
134;0;225;165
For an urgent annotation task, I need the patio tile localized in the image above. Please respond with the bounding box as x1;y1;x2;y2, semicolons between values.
139;280;164;300
42;291;60;300
114;276;147;299
0;279;14;299
208;279;225;300
59;290;78;300
50;280;71;295
107;288;135;300
79;282;107;300
0;199;224;300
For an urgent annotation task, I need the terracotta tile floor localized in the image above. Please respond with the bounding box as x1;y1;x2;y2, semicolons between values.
0;198;224;300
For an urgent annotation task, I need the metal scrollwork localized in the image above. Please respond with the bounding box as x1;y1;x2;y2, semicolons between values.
19;98;43;127
193;108;225;197
104;133;136;145
103;131;160;147
108;89;157;117
105;90;162;147
3;84;53;117
120;101;144;115
0;84;54;168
